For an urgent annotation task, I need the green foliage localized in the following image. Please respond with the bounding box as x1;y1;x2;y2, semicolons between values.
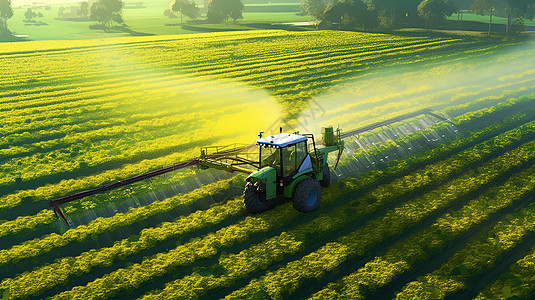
206;0;244;23
0;176;242;282
302;0;326;20
89;0;124;31
0;0;13;32
323;0;377;29
171;0;199;22
314;128;535;298
78;1;89;18
471;0;497;14
418;0;456;25
24;8;37;21
0;210;55;240
0;194;247;299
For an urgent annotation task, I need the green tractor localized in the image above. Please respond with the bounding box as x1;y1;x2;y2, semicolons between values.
199;127;344;213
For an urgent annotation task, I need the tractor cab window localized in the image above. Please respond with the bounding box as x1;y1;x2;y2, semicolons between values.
295;141;307;167
260;146;280;169
281;146;295;177
282;141;307;178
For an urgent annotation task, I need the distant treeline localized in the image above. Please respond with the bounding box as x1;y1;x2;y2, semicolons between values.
302;0;535;34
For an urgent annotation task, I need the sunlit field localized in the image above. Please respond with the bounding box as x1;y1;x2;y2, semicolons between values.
2;29;535;299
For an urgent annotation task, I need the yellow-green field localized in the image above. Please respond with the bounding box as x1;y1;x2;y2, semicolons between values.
2;30;535;299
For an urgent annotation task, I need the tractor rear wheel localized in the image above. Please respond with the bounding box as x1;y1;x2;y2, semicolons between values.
293;178;321;212
320;163;331;187
244;182;274;213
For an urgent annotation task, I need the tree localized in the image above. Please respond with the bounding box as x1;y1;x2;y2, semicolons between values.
58;7;65;17
206;0;244;23
323;1;347;24
503;0;535;34
90;0;124;31
163;8;178;18
24;8;37;20
0;0;13;33
323;0;377;29
172;0;199;23
417;0;456;27
364;0;421;28
369;0;396;27
78;1;89;18
302;0;325;20
472;0;497;34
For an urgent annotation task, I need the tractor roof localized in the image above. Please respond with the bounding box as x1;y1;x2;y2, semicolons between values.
257;133;307;148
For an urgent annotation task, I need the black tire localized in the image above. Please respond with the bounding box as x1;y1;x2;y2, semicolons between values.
320;163;331;187
293;178;321;212
244;182;274;214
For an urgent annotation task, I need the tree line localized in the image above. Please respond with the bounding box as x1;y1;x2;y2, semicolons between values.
0;0;245;36
304;0;535;34
1;0;533;37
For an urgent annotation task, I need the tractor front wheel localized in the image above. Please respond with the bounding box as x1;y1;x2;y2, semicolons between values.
244;182;274;213
293;178;321;212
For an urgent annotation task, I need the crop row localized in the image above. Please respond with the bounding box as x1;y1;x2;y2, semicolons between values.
124;32;431;72
0;175;244;272
0;70;160;106
0;32;419;87
0;196;249;299
0;78;217;138
49;112;535;300
0;124;237;218
220;130;535;299
475;246;535;299
0;32;214;55
0;107;176;148
179;38;421;76
0;210;56;242
0;111;192;162
0;112;203;180
310;159;535;299
179;39;453;78
1;83;166;127
1;70;226;121
396;201;535;299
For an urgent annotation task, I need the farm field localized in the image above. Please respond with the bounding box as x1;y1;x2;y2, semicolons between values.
2;30;535;299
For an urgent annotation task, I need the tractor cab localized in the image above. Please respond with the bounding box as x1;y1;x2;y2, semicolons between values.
257;133;313;182
198;127;343;214
241;130;338;214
